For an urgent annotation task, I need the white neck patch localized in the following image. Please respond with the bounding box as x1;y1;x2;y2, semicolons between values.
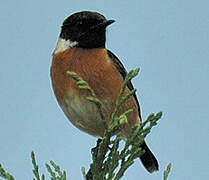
53;38;78;54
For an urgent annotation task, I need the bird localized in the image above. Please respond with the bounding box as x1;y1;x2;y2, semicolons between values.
50;11;158;173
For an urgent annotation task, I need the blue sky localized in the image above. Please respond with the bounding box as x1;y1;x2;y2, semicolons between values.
0;0;209;179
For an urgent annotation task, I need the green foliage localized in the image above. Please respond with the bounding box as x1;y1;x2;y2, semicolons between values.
163;163;172;180
31;151;66;180
0;68;171;180
0;164;15;180
45;160;66;180
110;68;139;129
84;112;162;180
31;151;45;180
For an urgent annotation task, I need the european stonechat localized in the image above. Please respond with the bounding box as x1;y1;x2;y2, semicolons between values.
50;11;158;173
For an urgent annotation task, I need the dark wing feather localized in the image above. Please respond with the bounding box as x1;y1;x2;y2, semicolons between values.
107;50;142;120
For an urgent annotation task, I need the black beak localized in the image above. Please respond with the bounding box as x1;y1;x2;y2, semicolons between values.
91;19;115;30
77;19;115;40
102;19;115;27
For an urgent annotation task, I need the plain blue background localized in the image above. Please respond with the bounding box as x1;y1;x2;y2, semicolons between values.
0;0;209;179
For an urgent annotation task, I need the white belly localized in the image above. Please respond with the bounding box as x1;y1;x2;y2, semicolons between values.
60;92;106;136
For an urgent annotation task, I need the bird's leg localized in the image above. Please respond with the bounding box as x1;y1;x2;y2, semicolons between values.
86;138;102;180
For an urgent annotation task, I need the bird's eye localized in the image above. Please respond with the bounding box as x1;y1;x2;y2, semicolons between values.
78;21;83;25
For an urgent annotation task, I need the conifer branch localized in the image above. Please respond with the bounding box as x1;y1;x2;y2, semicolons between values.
45;160;66;180
31;151;45;180
163;163;171;180
0;164;15;180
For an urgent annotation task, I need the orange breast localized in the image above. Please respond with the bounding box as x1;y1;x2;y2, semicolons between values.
50;48;140;136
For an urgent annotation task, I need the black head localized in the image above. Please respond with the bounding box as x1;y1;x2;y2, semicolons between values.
60;11;115;48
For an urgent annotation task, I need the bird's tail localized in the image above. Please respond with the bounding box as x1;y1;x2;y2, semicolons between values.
139;141;159;173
